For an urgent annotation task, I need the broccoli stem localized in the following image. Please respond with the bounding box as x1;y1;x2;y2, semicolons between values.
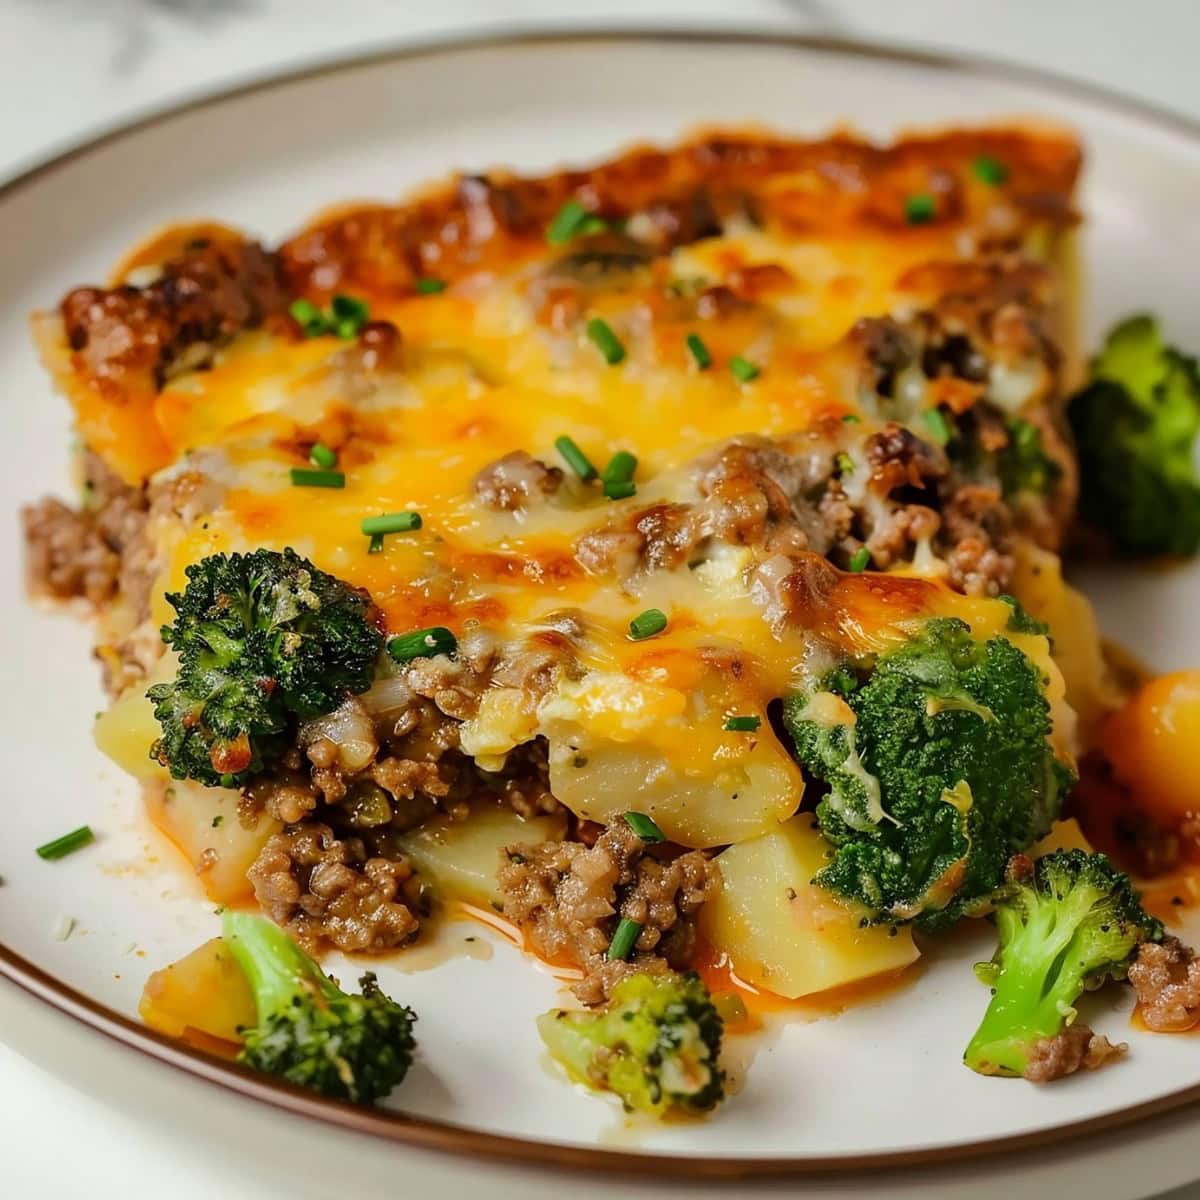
963;851;1163;1078
965;889;1098;1076
964;917;1084;1076
223;910;336;1016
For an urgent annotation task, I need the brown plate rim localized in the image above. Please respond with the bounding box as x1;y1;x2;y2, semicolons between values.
3;25;1200;1178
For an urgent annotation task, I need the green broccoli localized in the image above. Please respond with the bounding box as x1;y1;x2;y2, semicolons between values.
964;850;1162;1077
538;972;725;1117
148;549;382;786
223;911;416;1104
997;417;1062;498
783;618;1072;928
1068;315;1200;555
997;593;1050;637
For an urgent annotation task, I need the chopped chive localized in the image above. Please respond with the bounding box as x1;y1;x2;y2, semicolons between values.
624;812;666;844
554;435;597;481
330;294;370;339
600;451;638;499
971;155;1008;187
686;332;712;370
905;193;936;225
309;442;337;469
361;511;422;536
368;534;384;554
923;408;953;446
629;608;668;641
848;547;872;573
36;826;94;861
586;318;625;365
289;298;328;337
606;917;643;962
836;452;856;476
414;277;446;294
600;451;638;492
290;467;345;488
604;480;637;500
387;626;457;664
547;199;607;245
730;355;760;383
724;715;761;732
842;413;862;424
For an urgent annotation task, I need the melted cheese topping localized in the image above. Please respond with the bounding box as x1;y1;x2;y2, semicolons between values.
57;129;1082;849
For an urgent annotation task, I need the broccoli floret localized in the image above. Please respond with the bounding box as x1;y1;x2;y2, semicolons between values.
1068;315;1200;555
148;549;382;786
997;594;1050;637
964;850;1163;1077
783;619;1071;927
997;417;1062;498
538;972;725;1117
223;911;416;1104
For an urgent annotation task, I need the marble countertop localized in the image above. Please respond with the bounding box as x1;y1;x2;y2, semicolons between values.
2;3;1197;1197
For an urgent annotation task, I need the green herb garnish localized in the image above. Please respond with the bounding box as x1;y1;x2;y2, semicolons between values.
361;512;422;536
387;627;457;664
555;435;598;481
623;813;666;844
606;918;643;962
686;333;712;370
629;608;668;641
290;468;345;489
587;318;626;366
37;826;95;861
730;355;760;383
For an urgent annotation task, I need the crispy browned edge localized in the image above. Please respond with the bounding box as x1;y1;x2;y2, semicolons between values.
45;117;1081;486
5;26;1200;1179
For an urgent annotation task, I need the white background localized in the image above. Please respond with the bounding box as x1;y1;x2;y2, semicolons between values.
2;3;1198;1197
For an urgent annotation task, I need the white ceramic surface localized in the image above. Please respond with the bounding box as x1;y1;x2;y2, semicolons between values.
3;32;1200;1167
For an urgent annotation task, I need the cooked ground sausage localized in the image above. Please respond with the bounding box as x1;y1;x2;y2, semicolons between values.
22;497;122;606
497;817;721;1005
248;821;422;953
473;450;563;512
1023;1025;1125;1082
61;236;288;394
22;452;148;606
1129;937;1200;1032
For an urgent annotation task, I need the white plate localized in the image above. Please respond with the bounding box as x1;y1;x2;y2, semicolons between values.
2;30;1200;1174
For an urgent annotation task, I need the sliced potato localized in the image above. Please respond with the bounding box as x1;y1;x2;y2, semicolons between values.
546;738;801;850
699;817;919;999
139;937;255;1044
1011;543;1123;742
146;779;280;904
93;652;178;780
398;802;567;908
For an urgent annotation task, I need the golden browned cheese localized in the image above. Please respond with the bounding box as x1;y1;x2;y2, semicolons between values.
34;126;1086;852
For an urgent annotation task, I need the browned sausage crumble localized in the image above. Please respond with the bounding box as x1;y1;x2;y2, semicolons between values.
1023;1025;1126;1082
498;816;721;1006
1129;937;1200;1033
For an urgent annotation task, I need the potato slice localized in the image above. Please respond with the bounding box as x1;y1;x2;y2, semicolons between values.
538;668;803;849
1011;544;1123;743
93;652;178;781
146;779;280;904
139;937;255;1044
399;802;567;908
699;817;919;999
